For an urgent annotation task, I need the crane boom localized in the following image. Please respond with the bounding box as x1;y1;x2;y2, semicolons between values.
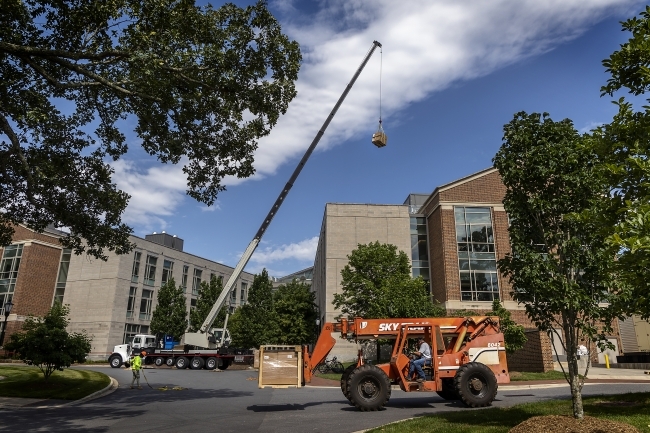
183;40;382;348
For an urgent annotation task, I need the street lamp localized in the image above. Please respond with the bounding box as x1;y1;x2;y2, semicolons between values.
0;300;14;348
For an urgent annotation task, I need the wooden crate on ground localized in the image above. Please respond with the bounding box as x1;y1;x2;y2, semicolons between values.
258;345;302;389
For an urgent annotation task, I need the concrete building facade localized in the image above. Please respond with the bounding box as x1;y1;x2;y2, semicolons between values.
0;226;253;360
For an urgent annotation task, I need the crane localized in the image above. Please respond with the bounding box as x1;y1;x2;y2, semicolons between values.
183;40;383;349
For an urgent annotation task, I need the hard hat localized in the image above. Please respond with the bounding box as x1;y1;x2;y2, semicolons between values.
141;351;147;356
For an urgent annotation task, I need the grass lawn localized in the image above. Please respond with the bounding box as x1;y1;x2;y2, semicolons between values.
0;365;110;400
365;392;650;433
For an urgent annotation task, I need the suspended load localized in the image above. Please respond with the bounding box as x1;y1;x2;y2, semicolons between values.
372;121;387;148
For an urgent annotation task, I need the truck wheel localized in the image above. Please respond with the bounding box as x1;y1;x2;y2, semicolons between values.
109;355;122;368
340;364;356;402
190;357;205;370
454;362;497;408
217;360;230;370
205;357;218;370
154;357;164;367
175;356;189;370
347;364;391;411
165;357;174;367
436;378;459;400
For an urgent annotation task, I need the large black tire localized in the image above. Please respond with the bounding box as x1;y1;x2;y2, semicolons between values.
109;355;122;368
331;361;345;374
340;364;357;402
165;357;174;367
217;360;230;370
190;357;205;370
436;378;460;400
347;364;391;411
175;356;189;370
205;357;218;370
154;357;164;367
454;362;498;407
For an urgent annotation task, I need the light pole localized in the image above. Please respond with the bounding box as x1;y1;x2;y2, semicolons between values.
0;300;14;348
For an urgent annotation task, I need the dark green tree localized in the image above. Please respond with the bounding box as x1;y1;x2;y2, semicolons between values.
0;0;301;259
592;6;650;320
333;241;442;318
150;278;187;341
228;269;278;348
189;275;227;332
272;279;318;345
5;304;92;380
490;300;526;354
493;111;620;419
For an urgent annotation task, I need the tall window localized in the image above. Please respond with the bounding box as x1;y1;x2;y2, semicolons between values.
190;297;197;312
126;287;137;318
123;324;149;344
139;289;153;320
144;255;157;286
131;251;141;283
161;260;174;285
53;248;72;305
0;244;23;310
410;217;430;291
240;282;248;305
455;207;500;302
230;286;237;305
192;269;202;295
181;265;189;293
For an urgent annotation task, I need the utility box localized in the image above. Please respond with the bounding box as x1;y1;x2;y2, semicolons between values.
258;345;302;388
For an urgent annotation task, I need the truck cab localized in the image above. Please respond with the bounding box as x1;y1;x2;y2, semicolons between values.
207;328;231;348
131;334;157;351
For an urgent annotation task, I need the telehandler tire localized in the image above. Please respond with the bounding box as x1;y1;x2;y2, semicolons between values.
347;364;391;411
340;364;357;402
436;378;460;400
454;362;497;407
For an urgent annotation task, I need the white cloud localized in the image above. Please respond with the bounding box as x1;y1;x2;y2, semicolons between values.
579;121;605;134
114;0;641;222
250;236;319;265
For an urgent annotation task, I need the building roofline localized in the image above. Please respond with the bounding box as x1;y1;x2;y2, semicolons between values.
420;167;497;214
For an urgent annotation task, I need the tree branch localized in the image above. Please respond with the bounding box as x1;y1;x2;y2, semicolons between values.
0;41;127;61
0;112;37;202
18;55;102;89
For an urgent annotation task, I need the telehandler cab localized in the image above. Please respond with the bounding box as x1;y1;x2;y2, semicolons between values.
302;316;510;411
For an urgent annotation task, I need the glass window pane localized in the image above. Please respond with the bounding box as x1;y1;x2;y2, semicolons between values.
454;207;466;224
466;212;491;223
456;224;468;242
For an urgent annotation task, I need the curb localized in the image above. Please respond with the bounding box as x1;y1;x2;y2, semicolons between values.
63;376;118;407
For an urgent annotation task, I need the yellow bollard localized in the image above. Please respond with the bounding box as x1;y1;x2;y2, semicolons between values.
605;354;610;369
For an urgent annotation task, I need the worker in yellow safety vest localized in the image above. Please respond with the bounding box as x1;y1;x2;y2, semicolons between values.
130;351;145;389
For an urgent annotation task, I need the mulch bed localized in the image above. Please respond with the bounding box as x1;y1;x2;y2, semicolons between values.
509;415;639;433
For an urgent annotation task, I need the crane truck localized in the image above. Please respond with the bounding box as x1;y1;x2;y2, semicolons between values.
259;315;510;411
108;41;383;369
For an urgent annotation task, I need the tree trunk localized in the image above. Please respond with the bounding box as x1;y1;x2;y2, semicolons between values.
564;320;584;419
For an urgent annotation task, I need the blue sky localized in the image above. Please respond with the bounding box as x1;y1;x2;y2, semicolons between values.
111;0;646;277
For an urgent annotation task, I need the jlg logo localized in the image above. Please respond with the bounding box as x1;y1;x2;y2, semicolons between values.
378;323;399;331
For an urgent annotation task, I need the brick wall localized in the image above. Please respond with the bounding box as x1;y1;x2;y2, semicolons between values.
12;242;61;317
438;170;506;203
507;330;555;372
428;207;446;303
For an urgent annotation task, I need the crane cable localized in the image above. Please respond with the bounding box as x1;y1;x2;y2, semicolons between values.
379;44;383;130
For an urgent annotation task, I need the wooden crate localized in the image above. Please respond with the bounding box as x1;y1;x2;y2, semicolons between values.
258;345;302;389
372;131;387;148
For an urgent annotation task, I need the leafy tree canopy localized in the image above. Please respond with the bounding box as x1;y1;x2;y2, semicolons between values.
333;241;442;319
272;279;318;345
0;0;301;259
5;303;92;380
149;278;187;340
593;6;650;319
493;111;620;419
189;275;227;332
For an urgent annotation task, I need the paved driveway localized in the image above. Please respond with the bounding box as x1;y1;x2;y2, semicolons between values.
0;366;647;433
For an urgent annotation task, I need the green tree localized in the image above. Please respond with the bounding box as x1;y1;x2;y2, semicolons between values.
150;278;187;341
5;304;92;380
272;279;318;345
189;275;227;332
228;269;278;348
333;241;442;318
593;6;650;320
0;0;301;258
490;300;526;354
493;111;619;419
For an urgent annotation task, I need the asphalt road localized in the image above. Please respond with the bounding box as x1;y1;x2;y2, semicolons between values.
0;366;648;433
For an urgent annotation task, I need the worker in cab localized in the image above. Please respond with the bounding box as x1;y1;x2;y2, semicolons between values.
408;337;432;382
130;351;146;389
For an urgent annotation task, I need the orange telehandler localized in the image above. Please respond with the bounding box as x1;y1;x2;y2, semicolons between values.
302;316;510;411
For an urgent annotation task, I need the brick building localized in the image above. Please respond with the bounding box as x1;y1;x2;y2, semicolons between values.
311;167;622;370
0;226;253;360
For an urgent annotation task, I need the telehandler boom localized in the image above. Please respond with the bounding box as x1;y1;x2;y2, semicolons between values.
302;315;510;411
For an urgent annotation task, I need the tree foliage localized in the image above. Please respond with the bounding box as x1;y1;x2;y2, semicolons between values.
228;269;278;348
493;111;620;419
189;275;226;332
333;241;443;319
0;0;301;258
593;6;650;320
5;304;92;380
149;278;187;340
490;300;526;354
272;279;318;345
